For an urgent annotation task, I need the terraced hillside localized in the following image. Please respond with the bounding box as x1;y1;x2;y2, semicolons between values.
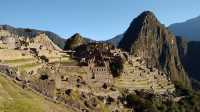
0;49;69;73
0;73;74;112
114;56;175;94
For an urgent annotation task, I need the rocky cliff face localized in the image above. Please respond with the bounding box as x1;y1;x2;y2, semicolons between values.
176;36;188;62
176;36;200;81
118;11;190;87
176;36;200;90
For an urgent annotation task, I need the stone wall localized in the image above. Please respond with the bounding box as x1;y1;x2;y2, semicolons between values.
90;67;113;84
31;79;56;98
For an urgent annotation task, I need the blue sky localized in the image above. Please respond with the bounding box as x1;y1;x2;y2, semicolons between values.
0;0;200;40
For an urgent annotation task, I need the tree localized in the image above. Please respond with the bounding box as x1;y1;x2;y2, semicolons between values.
39;55;49;63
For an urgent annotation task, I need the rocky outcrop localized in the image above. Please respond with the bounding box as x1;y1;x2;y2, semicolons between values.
118;11;190;87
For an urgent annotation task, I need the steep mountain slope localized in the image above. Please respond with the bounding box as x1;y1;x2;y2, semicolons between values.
169;16;200;41
118;11;190;87
176;36;200;81
0;25;66;49
0;73;74;112
176;36;188;62
64;33;93;50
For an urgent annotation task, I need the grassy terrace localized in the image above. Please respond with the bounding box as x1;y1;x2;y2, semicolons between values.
17;62;41;71
3;58;35;64
0;73;74;112
1;56;71;73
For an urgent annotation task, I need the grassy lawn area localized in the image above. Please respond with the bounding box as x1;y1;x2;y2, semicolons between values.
17;63;41;72
3;58;35;64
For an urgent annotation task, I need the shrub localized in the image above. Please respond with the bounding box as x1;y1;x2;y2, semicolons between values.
39;55;49;63
110;56;124;77
39;74;48;80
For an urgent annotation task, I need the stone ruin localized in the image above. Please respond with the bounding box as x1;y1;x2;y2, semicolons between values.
0;29;62;54
0;30;21;49
31;79;56;98
87;58;113;87
29;33;62;52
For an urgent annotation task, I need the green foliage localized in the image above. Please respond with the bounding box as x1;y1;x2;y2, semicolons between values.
174;81;192;96
177;92;200;112
4;58;34;64
39;55;49;63
122;90;200;112
110;56;124;77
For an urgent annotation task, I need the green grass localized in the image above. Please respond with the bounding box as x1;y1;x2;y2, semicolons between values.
0;73;74;112
18;63;40;69
0;74;43;112
17;63;41;71
3;58;34;64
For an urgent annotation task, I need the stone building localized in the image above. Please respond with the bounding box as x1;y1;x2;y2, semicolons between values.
87;59;113;87
0;30;21;49
0;36;20;49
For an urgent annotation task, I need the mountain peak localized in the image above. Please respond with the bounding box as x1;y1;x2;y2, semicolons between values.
64;33;87;50
130;11;159;26
119;11;190;88
140;11;156;18
73;33;81;37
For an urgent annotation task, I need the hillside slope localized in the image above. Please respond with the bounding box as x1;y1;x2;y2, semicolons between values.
0;73;74;112
176;36;200;81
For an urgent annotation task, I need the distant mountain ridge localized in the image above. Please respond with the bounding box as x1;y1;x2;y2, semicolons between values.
169;15;200;41
106;34;123;46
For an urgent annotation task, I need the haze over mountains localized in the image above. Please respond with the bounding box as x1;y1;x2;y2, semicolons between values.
169;15;200;41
